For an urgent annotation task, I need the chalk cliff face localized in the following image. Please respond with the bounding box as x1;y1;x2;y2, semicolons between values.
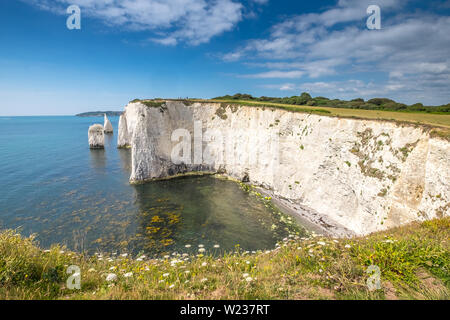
120;101;449;236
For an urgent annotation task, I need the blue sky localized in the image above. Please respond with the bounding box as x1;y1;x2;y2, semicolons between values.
1;0;450;115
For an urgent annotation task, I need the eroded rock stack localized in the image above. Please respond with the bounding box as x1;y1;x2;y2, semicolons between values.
88;124;105;149
117;113;130;148
104;114;113;134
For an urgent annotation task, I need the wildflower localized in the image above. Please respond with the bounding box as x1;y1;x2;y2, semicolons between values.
169;284;175;289
333;240;339;243
201;278;208;283
201;262;207;267
121;253;128;257
136;258;143;262
345;244;351;249
297;247;302;250
243;273;250;278
106;273;117;282
198;248;206;253
124;272;133;278
107;258;113;262
109;266;116;271
185;244;191;248
60;250;65;254
184;270;190;274
317;241;326;246
44;250;50;253
245;277;253;282
184;280;190;284
245;261;250;265
163;255;170;259
139;255;146;259
319;269;323;273
213;244;220;248
308;249;314;253
163;273;170;277
198;244;204;248
384;239;394;244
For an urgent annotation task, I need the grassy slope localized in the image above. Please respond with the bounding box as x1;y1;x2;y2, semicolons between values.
184;99;450;140
1;218;448;300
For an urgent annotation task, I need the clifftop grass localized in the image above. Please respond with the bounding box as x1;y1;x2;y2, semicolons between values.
128;98;450;140
1;218;448;300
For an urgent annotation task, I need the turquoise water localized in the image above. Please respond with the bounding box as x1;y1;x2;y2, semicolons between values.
0;116;303;256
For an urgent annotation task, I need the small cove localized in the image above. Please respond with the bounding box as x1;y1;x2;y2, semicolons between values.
0;116;307;256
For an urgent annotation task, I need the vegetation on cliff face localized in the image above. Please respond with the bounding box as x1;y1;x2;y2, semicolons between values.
213;93;450;114
0;218;448;300
202;98;450;140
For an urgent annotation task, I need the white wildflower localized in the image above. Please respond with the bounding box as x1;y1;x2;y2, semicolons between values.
106;273;117;282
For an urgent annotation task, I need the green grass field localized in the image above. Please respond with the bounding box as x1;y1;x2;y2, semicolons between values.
204;99;450;128
173;99;449;140
1;217;448;300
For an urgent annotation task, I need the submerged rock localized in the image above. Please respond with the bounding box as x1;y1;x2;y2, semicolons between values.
88;124;104;149
104;114;113;134
117;113;130;148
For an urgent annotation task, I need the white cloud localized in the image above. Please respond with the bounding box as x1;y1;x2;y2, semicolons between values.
24;0;245;45
242;70;304;79
223;0;450;104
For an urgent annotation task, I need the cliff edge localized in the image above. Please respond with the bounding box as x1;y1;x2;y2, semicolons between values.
119;100;449;236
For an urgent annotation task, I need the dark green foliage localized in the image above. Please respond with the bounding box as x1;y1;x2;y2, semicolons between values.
213;93;449;114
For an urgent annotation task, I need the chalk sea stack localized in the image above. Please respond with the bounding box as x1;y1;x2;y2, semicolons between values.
117;113;130;148
88;124;105;149
104;114;113;134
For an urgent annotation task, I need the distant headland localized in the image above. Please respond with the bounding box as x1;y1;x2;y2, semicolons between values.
76;111;123;117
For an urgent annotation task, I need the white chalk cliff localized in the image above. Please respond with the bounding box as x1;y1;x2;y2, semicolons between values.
119;100;449;236
88;124;105;149
104;114;113;133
